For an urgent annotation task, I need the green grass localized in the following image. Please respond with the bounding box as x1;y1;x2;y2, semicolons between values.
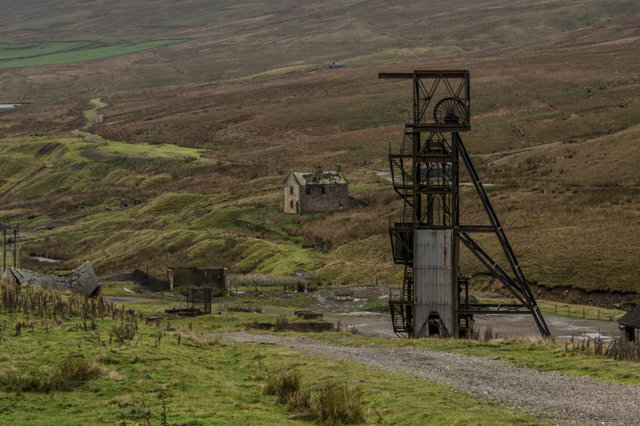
360;298;390;313
98;139;211;162
0;283;548;424
232;240;320;276
0;135;214;199
100;282;147;297
0;314;548;425
0;41;95;60
4;279;639;424
474;296;625;322
108;284;640;387
538;300;623;322
0;39;188;69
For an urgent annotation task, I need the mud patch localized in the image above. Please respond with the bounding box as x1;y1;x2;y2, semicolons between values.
247;320;333;332
226;303;263;313
474;313;620;342
529;282;637;310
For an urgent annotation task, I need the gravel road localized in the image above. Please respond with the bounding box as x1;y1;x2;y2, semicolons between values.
219;332;640;425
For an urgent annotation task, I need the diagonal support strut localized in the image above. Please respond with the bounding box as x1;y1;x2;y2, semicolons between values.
455;134;550;337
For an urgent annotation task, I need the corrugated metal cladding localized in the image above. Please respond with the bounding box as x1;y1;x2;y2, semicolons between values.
414;229;456;337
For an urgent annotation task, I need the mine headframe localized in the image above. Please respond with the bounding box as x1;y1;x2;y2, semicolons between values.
381;70;550;339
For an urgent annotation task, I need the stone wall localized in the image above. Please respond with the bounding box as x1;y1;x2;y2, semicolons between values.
299;182;348;214
167;267;229;296
283;174;300;214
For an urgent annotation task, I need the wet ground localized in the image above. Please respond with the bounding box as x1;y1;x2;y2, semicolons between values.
30;255;60;263
312;286;621;341
105;296;156;303
474;313;619;341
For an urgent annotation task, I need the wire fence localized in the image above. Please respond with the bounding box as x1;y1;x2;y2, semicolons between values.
543;303;621;322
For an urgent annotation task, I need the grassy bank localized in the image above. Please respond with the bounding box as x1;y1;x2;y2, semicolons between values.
0;282;547;424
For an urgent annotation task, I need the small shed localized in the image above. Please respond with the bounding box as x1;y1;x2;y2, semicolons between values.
166;267;229;296
618;306;640;342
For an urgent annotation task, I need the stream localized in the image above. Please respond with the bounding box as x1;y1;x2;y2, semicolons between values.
30;255;61;263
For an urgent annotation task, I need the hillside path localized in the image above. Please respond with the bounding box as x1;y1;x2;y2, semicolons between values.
219;332;640;425
83;97;107;129
70;97;109;142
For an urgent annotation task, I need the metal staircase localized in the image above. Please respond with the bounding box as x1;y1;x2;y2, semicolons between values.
388;133;415;337
389;265;414;336
388;134;414;206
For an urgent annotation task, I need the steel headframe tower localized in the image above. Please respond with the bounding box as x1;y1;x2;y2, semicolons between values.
380;70;550;339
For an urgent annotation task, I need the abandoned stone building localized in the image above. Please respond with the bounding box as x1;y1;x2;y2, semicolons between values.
283;166;349;214
166;266;229;296
619;306;640;342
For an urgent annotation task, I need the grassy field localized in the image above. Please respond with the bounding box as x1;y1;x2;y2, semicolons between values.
3;282;640;424
2;0;640;97
11;282;640;422
0;40;187;69
0;282;566;425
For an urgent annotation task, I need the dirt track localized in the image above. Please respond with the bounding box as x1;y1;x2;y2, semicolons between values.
220;332;640;425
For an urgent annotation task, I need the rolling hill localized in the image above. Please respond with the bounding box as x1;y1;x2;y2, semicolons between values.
0;0;639;306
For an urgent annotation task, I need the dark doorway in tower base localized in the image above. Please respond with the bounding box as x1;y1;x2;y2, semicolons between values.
428;312;441;337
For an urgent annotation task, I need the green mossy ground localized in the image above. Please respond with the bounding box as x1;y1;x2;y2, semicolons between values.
2;282;639;424
0;283;552;425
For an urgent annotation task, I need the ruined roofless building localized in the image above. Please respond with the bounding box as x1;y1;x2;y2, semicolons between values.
618;306;640;342
283;166;348;214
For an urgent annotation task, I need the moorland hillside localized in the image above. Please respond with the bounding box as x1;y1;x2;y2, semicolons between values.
0;0;639;303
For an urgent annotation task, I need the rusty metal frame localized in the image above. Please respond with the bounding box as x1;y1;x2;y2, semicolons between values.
186;287;212;314
380;70;470;131
1;228;19;273
381;70;550;338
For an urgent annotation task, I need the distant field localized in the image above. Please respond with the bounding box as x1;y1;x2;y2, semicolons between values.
0;39;187;69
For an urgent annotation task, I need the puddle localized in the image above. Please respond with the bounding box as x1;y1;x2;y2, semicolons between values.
474;313;620;342
311;286;388;313
374;171;391;181
557;332;614;342
310;286;396;337
326;312;396;337
31;256;61;263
